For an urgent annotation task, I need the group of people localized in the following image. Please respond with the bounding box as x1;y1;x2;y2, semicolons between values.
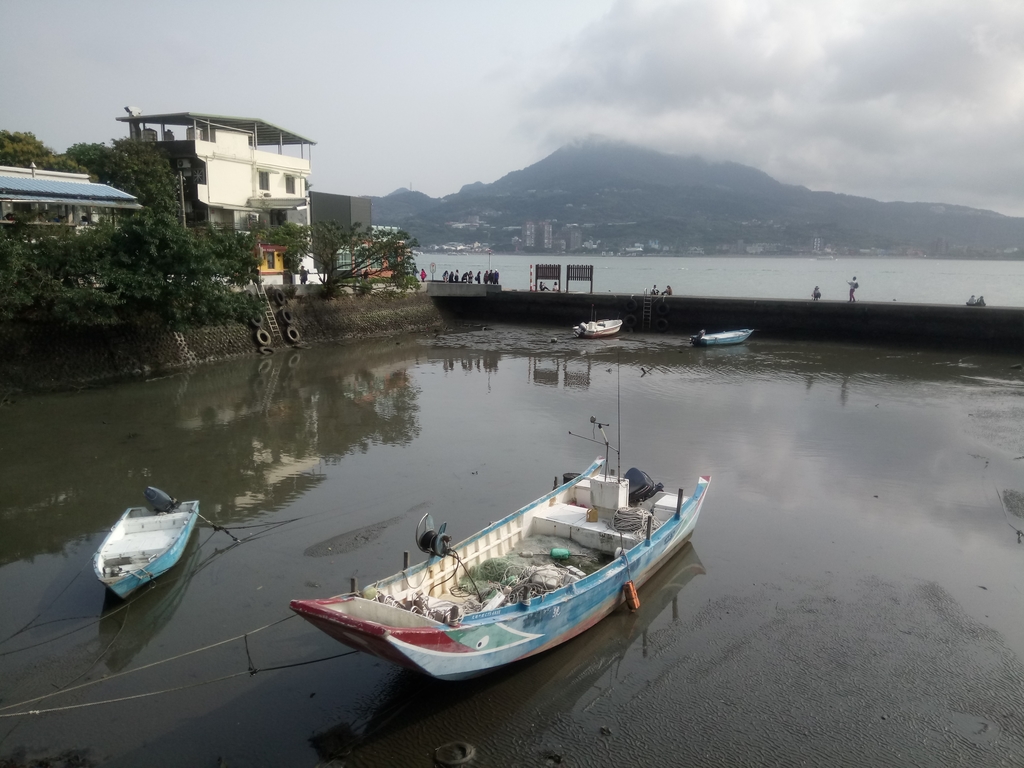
809;277;859;302
966;295;987;306
440;269;500;284
650;285;672;296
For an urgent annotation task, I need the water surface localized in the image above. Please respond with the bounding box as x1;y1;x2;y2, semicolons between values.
2;329;1023;766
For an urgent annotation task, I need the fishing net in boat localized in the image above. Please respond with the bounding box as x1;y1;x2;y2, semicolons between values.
453;554;590;613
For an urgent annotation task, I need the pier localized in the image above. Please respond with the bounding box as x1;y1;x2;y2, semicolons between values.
427;285;1024;350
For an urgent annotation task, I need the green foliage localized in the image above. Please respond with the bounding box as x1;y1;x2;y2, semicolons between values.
309;220;356;299
366;228;419;290
0;212;260;329
0;130;85;173
64;142;112;180
256;221;309;273
103;139;178;216
354;279;373;295
65;139;178;216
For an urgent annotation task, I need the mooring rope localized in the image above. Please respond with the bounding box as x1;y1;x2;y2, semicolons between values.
0;615;295;714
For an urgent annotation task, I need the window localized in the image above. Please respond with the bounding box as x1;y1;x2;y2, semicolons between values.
285;175;295;195
258;171;270;191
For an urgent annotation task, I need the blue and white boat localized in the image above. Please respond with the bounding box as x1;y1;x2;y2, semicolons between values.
93;488;199;599
290;458;710;680
690;328;753;346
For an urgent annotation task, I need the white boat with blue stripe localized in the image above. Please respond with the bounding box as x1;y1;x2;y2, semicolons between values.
93;488;199;600
290;457;710;680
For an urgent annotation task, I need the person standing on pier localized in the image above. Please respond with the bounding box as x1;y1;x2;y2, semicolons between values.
847;277;858;302
812;285;821;301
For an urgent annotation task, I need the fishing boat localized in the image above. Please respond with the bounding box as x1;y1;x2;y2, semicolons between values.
93;487;199;599
290;456;710;680
690;328;753;346
573;318;623;339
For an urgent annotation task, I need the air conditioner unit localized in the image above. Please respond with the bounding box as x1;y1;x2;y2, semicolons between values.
176;159;191;169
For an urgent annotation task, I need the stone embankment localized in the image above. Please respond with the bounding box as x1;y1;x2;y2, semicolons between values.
0;291;443;393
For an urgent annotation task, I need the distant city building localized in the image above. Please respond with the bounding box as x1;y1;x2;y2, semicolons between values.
566;225;583;252
523;221;536;248
813;236;823;253
540;221;553;250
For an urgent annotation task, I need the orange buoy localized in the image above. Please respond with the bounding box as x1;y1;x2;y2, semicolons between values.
623;580;640;611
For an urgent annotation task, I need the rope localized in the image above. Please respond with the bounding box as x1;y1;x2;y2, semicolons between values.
0;615;294;713
0;636;358;718
0;562;88;647
0;672;250;718
996;486;1024;543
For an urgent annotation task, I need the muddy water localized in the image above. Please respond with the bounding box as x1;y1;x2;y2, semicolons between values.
1;329;1023;767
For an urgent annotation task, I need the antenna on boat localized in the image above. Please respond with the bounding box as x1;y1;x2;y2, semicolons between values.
590;416;612;479
617;349;621;478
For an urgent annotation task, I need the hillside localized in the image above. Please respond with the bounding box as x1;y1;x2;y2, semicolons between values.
372;140;1024;254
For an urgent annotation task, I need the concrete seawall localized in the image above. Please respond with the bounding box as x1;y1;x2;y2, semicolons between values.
428;286;1024;350
0;292;444;393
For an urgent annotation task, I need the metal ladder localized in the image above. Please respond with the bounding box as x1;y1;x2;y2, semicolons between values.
641;293;653;331
253;281;283;342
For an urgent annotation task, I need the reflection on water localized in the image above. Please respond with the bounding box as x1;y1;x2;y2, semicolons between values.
96;536;204;673
0;338;425;566
313;543;705;766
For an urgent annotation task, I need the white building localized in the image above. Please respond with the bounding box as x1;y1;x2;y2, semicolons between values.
115;111;314;232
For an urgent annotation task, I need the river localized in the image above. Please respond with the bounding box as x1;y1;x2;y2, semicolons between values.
421;254;1024;306
1;328;1023;766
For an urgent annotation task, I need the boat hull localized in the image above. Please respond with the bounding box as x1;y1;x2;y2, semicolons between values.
93;502;199;599
573;319;622;339
691;329;753;346
291;473;709;680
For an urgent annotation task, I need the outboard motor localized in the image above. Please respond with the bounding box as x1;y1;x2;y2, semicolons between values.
144;487;179;513
623;468;664;505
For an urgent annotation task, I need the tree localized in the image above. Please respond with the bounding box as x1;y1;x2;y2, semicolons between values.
102;139;178;217
0;212;261;329
257;221;310;273
308;220;354;299
64;142;112;180
0;130;84;173
365;228;419;289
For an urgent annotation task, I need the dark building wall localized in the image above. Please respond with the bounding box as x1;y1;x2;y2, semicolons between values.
310;191;373;231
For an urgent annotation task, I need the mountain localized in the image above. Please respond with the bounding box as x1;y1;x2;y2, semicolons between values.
371;140;1024;254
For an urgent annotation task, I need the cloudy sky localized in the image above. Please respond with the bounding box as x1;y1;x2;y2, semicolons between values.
3;0;1024;214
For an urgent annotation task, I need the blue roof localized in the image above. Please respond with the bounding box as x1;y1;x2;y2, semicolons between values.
0;175;138;203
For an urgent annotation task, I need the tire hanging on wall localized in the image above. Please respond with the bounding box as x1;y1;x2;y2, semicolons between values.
623;314;637;328
656;302;670;316
285;326;301;343
624;298;638;312
271;288;287;306
655;317;670;333
278;308;294;325
254;328;272;346
248;315;264;330
259;346;275;356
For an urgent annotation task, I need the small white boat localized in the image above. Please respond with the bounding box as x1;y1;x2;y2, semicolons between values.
690;329;753;346
573;319;623;339
93;488;199;599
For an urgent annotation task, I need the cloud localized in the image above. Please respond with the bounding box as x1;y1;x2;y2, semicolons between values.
522;0;1024;214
